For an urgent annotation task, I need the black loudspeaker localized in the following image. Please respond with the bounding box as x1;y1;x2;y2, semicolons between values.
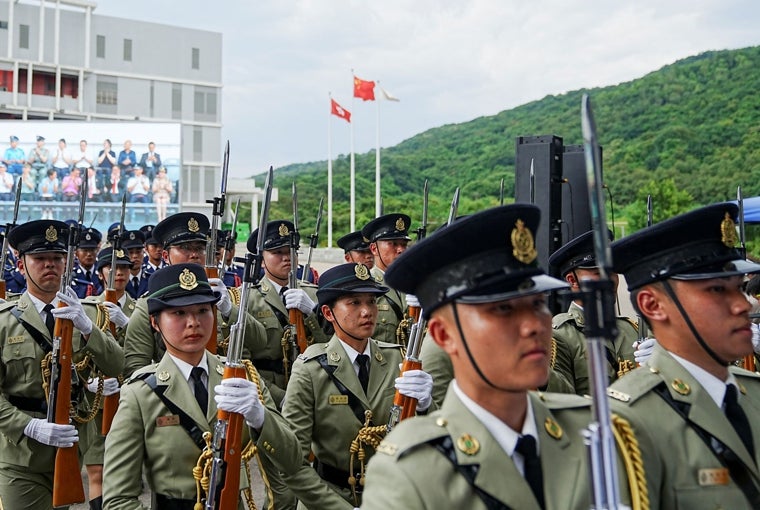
514;135;563;271
560;144;601;244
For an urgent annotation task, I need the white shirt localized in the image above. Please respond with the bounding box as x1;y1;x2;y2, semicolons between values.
670;352;739;408
167;352;210;398
28;293;62;325
338;338;372;378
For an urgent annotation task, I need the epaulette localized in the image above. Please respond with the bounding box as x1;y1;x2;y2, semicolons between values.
0;299;18;312
298;342;329;362
298;281;319;290
82;296;101;304
375;413;449;459
534;391;591;410
617;316;639;333
373;339;404;350
606;366;663;405
552;312;578;329
126;363;158;384
730;365;760;380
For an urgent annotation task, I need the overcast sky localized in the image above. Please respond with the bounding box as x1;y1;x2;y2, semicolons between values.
95;0;759;179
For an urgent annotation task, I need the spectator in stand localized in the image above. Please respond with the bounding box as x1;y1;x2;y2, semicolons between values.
73;139;94;173
52;138;72;178
0;163;14;200
38;168;60;219
127;166;150;222
27;135;50;181
117;139;137;176
97;139;117;179
19;163;36;201
3;135;26;177
151;166;172;222
105;166;126;203
139;141;161;182
87;167;104;202
61;166;82;202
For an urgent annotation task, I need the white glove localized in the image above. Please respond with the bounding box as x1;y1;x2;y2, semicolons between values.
405;294;420;308
284;288;316;315
633;337;657;366
214;377;265;429
395;369;433;412
102;301;129;328
24;418;78;447
209;278;232;316
752;323;760;355
52;288;93;335
86;377;120;396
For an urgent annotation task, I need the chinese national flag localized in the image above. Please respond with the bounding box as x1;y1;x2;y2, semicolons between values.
353;76;375;101
331;99;351;123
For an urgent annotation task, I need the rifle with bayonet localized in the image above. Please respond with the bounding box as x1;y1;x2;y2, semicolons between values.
447;187;460;226
286;182;308;369
205;141;230;354
499;178;505;206
580;93;621;510
203;167;273;510
407;181;429;323
221;197;242;283
101;193;127;435
0;178;22;299
49;176;88;507
636;195;653;346
301;196;324;285
738;186;756;372
387;310;427;432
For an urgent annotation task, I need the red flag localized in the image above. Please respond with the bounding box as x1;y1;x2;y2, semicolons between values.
353;76;375;101
330;99;351;123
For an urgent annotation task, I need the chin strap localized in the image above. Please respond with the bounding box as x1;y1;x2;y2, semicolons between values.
451;302;502;390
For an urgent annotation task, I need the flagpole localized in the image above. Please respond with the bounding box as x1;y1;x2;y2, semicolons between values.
375;81;381;218
349;70;356;232
327;92;333;247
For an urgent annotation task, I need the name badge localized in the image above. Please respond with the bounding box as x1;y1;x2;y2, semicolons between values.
256;310;274;318
377;304;390;311
698;468;729;486
156;415;180;427
328;395;348;405
7;336;24;345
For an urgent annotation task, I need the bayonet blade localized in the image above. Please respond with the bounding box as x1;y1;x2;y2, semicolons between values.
447;187;460;227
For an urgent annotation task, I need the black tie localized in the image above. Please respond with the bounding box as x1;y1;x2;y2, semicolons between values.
356;354;370;394
190;367;208;416
515;434;544;509
280;286;288;306
132;276;139;291
85;270;91;281
43;303;55;338
724;384;755;457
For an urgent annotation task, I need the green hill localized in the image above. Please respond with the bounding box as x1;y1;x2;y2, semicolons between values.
251;45;760;245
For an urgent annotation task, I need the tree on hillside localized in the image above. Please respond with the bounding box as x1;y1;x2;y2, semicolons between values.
624;179;695;233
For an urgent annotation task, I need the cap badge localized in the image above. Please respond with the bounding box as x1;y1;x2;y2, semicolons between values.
85;233;92;241
45;225;58;242
188;217;200;233
178;268;199;291
720;212;737;248
456;434;480;456
278;223;290;237
355;264;370;281
129;232;136;240
395;217;405;231
362;236;370;243
511;219;537;265
116;249;125;258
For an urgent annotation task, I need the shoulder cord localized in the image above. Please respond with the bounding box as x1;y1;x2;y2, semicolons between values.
348;410;386;507
611;413;650;510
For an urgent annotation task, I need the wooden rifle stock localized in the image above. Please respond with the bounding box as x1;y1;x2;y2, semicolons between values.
397;358;422;420
408;306;421;322
205;266;220;354
51;313;86;507
101;287;119;435
213;364;248;510
0;279;5;301
744;354;756;372
289;308;308;353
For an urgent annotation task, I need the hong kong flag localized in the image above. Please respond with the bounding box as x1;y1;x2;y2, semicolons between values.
353;76;375;101
330;99;351;123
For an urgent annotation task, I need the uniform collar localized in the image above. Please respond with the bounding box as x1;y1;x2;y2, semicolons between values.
669;351;738;408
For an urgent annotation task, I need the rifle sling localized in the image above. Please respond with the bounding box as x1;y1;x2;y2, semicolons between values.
426;435;513;510
572;321;618;372
385;291;405;322
10;306;53;354
652;382;760;506
137;373;206;450
315;353;367;424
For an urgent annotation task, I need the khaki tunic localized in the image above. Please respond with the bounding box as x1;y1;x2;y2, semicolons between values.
0;292;123;510
102;351;301;510
370;267;407;345
608;344;760;510
281;336;405;509
123;296;267;377
552;301;638;395
362;388;607;510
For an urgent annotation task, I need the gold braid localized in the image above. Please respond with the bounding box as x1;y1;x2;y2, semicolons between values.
396;315;413;348
348;410;387;506
40;352;101;424
281;327;293;383
194;360;274;510
611;413;649;510
549;337;558;369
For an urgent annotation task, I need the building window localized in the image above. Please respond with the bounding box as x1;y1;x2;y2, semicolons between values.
193;127;202;161
172;83;182;119
96;35;105;58
123;39;132;62
96;78;118;114
0;21;8;30
192;47;200;69
19;24;29;49
149;81;155;117
193;87;218;121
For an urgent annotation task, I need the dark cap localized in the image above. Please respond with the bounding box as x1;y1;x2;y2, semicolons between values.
612;202;760;290
121;230;146;250
36;135;45;142
8;220;68;255
337;231;371;253
96;246;132;268
247;220;294;253
548;229;613;276
153;212;210;248
140;224;159;245
78;228;102;249
361;214;411;243
9;135;18;142
385;205;568;318
147;263;221;314
317;263;388;306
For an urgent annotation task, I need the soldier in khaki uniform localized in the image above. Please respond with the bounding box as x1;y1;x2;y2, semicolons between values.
336;230;374;269
123;212;267;377
281;263;434;509
103;263;301;510
361;205;632;510
0;220;123;510
548;230;638;395
360;214;411;345
244;220;327;408
608;202;760;509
